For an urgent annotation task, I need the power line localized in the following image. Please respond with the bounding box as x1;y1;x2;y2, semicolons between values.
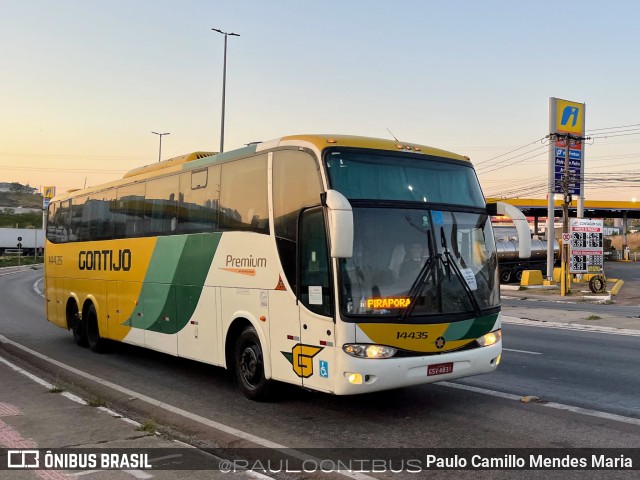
476;148;548;175
587;122;640;133
473;137;547;167
0;165;127;174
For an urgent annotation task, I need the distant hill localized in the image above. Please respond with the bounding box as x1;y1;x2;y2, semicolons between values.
0;191;43;209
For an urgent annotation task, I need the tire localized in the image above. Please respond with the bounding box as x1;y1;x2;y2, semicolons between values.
589;275;607;294
234;326;271;401
500;269;512;284
86;304;106;353
69;303;88;347
515;269;524;282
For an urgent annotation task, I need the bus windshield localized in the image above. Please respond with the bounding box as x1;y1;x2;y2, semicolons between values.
325;149;485;206
338;208;499;319
325;149;498;320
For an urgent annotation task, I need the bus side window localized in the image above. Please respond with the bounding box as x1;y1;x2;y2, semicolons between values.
54;200;71;243
272;150;323;291
178;167;219;233
69;196;87;241
298;207;332;316
46;203;57;242
219;155;268;233
115;184;145;239
146;175;179;236
91;191;115;241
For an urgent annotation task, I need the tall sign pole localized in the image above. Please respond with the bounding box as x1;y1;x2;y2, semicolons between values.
547;98;587;294
546;99;556;282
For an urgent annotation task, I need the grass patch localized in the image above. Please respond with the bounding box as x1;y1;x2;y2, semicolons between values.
136;420;157;434
87;396;106;407
48;386;64;393
0;256;44;268
586;315;601;321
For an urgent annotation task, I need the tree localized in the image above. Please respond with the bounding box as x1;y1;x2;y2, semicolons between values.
9;182;24;192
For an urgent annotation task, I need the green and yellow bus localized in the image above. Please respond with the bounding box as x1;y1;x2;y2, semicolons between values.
45;134;530;399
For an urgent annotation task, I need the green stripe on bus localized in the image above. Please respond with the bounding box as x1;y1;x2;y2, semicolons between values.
461;313;499;339
124;233;221;333
442;314;498;341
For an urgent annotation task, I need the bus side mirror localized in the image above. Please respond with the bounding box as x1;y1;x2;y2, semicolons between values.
323;190;353;258
487;201;531;259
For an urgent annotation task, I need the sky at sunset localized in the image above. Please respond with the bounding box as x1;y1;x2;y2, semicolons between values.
2;0;639;201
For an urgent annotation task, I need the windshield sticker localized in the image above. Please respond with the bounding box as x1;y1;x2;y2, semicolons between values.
432;211;444;225
308;286;323;305
460;268;478;291
366;297;411;309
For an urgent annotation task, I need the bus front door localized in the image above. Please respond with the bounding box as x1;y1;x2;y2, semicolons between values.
298;207;335;393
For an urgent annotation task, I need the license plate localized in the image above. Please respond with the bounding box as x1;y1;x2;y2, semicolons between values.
427;362;453;376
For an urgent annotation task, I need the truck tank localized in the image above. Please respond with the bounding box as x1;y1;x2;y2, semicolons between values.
495;237;559;283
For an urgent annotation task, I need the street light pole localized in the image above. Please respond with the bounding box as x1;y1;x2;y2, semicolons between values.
151;131;170;162
212;27;239;153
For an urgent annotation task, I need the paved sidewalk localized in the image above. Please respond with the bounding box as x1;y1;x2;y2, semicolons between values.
500;285;640;331
0;355;227;480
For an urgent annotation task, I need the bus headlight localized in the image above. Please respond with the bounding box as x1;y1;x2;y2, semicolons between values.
477;329;502;347
343;344;397;359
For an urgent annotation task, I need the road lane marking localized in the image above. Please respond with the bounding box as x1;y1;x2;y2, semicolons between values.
438;381;523;401
0;354;54;389
439;381;640;428
33;278;45;297
0;335;376;480
503;316;640;336
503;348;542;355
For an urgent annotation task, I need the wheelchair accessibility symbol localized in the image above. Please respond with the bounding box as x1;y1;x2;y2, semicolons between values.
319;360;329;379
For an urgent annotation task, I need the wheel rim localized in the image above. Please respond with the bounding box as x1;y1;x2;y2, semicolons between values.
239;344;261;387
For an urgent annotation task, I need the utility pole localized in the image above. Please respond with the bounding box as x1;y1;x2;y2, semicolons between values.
151;132;170;162
549;132;590;296
212;28;240;153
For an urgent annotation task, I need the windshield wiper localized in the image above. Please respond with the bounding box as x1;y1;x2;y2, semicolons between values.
399;255;436;322
439;228;481;316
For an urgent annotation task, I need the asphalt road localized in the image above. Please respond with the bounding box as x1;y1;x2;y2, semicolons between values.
459;323;640;418
1;267;640;479
604;261;640;306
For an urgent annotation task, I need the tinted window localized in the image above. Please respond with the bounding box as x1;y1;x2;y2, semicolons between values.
46;203;57;241
325;150;485;207
299;207;332;316
178;166;220;233
69;196;88;242
90;191;116;241
115;183;145;238
146;175;179;236
53;200;71;243
219;155;269;233
273;150;322;289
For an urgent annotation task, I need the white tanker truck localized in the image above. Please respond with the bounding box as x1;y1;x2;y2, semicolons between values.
495;235;559;283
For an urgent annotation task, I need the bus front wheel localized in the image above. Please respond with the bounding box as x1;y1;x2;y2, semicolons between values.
234;326;271;401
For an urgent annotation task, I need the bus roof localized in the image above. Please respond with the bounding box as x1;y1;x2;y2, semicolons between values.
277;134;469;162
50;134;470;202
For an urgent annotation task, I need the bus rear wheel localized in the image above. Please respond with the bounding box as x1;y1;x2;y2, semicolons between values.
234;326;271;401
86;304;106;353
69;303;88;347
